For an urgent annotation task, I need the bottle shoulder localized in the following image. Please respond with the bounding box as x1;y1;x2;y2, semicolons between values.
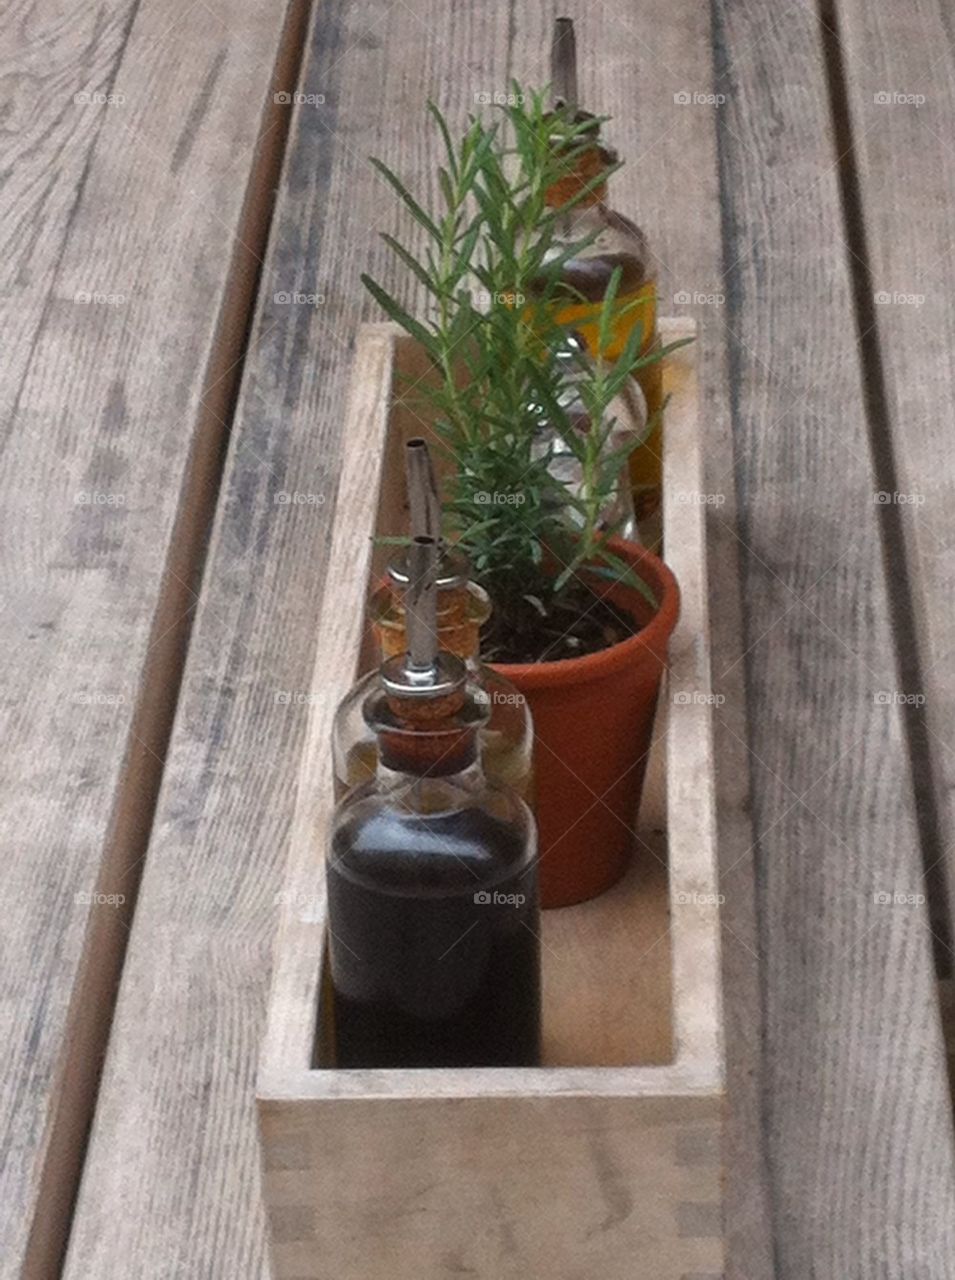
545;205;653;301
332;669;378;723
331;783;536;896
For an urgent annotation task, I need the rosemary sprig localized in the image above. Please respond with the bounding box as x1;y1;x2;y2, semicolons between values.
362;85;688;632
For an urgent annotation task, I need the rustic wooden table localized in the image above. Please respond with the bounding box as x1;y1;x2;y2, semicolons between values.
4;2;955;1277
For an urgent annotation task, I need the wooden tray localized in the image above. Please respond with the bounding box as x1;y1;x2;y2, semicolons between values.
257;318;725;1279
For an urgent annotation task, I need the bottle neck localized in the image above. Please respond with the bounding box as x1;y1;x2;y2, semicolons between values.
377;724;480;779
366;685;487;780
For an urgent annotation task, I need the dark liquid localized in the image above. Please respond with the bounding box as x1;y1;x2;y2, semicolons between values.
326;802;540;1068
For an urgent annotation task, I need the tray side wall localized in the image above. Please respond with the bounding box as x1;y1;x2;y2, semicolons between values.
259;323;398;1079
659;319;725;1086
259;1092;723;1280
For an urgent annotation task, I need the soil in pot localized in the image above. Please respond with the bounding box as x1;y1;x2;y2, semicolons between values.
487;539;679;909
480;578;640;664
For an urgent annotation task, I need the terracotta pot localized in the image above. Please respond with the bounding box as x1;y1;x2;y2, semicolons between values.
490;539;679;908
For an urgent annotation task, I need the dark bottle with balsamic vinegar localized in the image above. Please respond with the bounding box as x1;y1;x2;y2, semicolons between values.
326;536;541;1069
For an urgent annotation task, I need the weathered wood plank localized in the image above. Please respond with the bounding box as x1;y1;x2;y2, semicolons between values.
0;0;306;1274
713;0;955;1274
1;0;141;420
261;1094;724;1280
836;0;955;970
62;5;515;1278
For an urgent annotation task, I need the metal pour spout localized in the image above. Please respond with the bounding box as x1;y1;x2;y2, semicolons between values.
405;437;442;542
379;535;467;702
405;535;438;674
552;17;578;115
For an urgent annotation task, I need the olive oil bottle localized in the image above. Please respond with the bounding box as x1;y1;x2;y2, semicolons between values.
540;17;663;534
528;330;641;540
326;537;541;1068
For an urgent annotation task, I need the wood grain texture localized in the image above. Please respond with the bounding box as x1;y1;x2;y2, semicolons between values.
836;0;955;964
260;1093;724;1280
62;7;517;1279
0;0;140;421
712;0;955;1275
542;851;674;1068
0;0;305;1275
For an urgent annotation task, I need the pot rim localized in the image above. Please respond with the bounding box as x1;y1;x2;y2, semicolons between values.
487;538;680;688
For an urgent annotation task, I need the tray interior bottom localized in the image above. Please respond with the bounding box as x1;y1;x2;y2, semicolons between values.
542;829;672;1067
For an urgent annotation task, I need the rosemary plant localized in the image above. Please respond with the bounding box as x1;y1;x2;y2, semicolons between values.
362;87;682;658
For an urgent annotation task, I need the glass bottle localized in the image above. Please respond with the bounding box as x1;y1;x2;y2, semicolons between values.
331;442;533;800
529;330;641;541
326;537;541;1068
538;17;664;535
